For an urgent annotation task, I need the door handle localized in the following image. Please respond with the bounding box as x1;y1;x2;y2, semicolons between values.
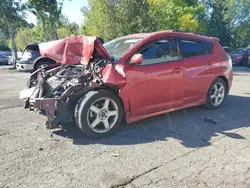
172;67;183;73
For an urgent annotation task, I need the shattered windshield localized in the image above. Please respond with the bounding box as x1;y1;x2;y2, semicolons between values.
103;37;142;58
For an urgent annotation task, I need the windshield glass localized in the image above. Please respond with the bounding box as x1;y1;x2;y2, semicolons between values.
22;45;39;58
103;37;142;58
231;48;246;55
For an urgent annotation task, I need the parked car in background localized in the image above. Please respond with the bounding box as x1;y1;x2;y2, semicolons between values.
0;54;9;65
247;56;250;67
21;31;233;138
16;42;56;72
7;52;22;65
0;45;12;56
223;46;233;54
230;48;250;66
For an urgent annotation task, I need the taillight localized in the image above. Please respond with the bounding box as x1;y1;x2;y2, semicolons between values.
226;54;232;69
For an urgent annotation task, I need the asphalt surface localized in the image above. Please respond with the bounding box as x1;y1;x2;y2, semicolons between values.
1;65;250;188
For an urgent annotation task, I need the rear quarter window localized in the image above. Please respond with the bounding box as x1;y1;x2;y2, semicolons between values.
179;40;206;58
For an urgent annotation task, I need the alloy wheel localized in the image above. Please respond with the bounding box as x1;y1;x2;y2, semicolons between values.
210;82;225;106
87;97;119;133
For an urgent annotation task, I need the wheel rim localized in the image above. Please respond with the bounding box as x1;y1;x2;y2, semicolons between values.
210;82;225;106
87;97;119;133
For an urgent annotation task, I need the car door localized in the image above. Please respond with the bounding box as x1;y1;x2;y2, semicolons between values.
179;38;214;104
125;38;184;117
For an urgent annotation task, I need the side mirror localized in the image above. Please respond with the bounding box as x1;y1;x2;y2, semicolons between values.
131;54;143;65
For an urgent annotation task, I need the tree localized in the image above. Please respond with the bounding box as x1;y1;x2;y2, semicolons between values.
27;1;50;41
58;14;71;27
81;0;118;41
117;0;156;35
148;0;206;32
69;22;80;36
58;14;79;36
27;0;64;40
0;0;26;65
57;26;71;39
82;0;155;41
225;0;250;47
15;26;44;51
205;0;231;46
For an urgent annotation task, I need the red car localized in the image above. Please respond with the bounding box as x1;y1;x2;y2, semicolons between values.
20;31;233;138
230;48;250;66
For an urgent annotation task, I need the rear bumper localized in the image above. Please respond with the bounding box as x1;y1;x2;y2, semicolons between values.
228;71;233;92
16;63;34;71
232;58;243;65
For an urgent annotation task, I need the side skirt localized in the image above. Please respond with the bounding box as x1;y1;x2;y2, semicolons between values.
125;101;205;124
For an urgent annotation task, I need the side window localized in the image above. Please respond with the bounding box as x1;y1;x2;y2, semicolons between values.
139;39;179;65
180;40;206;58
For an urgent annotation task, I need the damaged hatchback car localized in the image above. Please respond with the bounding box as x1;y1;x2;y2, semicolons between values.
20;31;233;138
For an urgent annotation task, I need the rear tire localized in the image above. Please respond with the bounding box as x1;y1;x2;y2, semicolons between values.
247;57;250;68
204;78;227;109
75;90;124;139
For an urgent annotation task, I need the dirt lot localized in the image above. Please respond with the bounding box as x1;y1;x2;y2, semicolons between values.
1;66;250;188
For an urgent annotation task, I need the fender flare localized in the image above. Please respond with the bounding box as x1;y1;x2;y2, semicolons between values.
33;56;56;70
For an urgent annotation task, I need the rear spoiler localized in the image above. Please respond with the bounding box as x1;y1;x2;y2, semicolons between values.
212;37;220;42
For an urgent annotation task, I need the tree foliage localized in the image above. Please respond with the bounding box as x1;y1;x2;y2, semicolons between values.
27;0;64;40
0;0;27;64
15;26;44;51
81;0;250;47
2;0;250;53
81;0;155;41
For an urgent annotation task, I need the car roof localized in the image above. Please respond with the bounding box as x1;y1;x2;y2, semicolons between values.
120;30;215;42
26;42;40;48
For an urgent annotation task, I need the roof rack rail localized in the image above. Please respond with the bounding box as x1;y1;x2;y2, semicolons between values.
172;29;207;36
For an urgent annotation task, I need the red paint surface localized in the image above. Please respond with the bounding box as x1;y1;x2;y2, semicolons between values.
39;36;112;65
40;32;233;124
105;31;233;123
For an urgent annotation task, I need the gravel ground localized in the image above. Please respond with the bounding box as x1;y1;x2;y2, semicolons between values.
0;66;250;188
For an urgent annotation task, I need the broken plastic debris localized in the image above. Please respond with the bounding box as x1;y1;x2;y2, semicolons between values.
111;153;120;157
203;117;217;125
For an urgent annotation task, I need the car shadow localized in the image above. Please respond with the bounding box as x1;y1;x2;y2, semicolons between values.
53;95;250;148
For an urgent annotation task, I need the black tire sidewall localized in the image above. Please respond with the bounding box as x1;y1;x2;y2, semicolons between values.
205;78;227;109
34;61;51;71
77;90;124;138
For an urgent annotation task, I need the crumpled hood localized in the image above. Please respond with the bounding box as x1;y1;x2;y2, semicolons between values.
38;36;113;65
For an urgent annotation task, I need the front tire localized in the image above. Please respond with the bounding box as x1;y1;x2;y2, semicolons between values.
75;90;124;139
204;78;227;109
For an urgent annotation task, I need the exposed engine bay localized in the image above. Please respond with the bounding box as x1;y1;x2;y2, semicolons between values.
21;57;111;128
20;35;128;131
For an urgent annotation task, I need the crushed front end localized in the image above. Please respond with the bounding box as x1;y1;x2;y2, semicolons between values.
20;36;114;129
20;59;110;129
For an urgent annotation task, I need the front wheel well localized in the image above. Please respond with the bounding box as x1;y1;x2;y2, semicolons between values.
34;57;56;70
67;85;123;109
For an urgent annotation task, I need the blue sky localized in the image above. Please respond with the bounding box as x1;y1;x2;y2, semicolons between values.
25;0;89;26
